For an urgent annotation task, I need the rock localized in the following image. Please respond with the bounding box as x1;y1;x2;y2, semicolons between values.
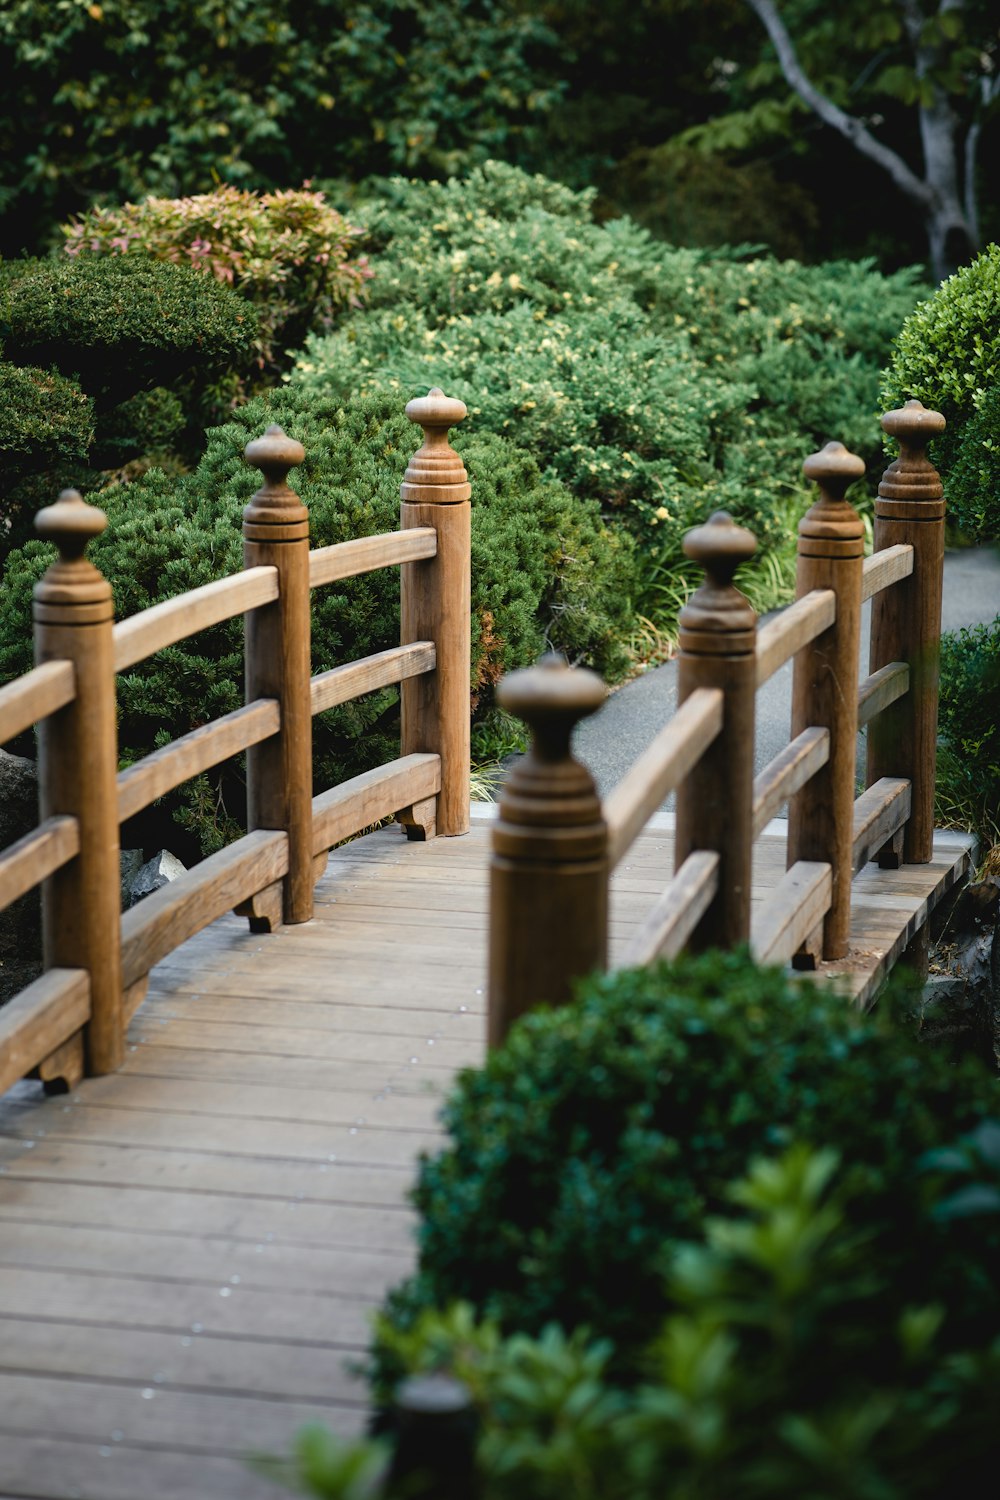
119;849;144;911
0;748;37;847
126;850;187;908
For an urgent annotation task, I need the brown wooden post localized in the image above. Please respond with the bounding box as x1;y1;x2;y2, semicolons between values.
400;388;471;838
867;400;947;865
34;490;123;1079
488;655;607;1047
674;511;757;951
787;441;866;961
243;425;314;925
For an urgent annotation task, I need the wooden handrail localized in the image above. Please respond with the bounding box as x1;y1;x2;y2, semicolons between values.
858;661;909;727
0;816;79;914
618;851;719;968
309;527;437;589
861;543;913;602
0;969;90;1098
311;642;436;717
751;862;832;965
0;660;75;743
852;777;911;873
116;699;281;824
311;753;441;857
755;588;835;687
752;727;830;837
605;688;722;868
113;567;279;672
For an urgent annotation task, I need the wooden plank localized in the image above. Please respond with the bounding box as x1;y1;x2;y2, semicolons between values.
861;542;913;602
311;641;436;716
120;831;288;988
309;526;437;588
618;850;719;968
117;699;280;823
752;727;830;836
0;814;79;912
311;753;441;855
136;992;477;1040
115;1044;450;1096
751;861;832;965
852;777;911;873
604;688;723;867
857;660;909;728
755;588;836;686
0;659;75;743
0;969;90;1096
127;1017;479;1071
112;566;278;672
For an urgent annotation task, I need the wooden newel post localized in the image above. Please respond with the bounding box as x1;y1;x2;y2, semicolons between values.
488;655;607;1048
400;388;472;838
674;511;757;951
867;399;947;864
787;441;866;961
243;425;314;925
34;490;123;1079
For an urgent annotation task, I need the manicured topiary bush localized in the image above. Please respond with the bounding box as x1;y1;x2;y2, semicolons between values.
936;617;1000;853
0;361;94;552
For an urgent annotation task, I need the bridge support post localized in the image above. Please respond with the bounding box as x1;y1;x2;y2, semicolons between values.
788;442;866;962
674;512;758;951
488;656;607;1047
34;490;123;1078
400;389;472;838
867;400;947;865
243;426;314;926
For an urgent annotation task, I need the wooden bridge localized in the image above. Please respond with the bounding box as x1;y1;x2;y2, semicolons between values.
0;392;972;1496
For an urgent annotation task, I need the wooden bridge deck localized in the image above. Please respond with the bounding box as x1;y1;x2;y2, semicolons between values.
0;809;973;1499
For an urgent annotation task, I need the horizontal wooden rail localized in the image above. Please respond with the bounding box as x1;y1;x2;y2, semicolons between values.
121;829;288;989
0;660;75;744
0;816;79;914
862;543;913;603
852;777;911;874
619;850;719;968
309;528;437;590
311;753;441;856
0;968;90;1097
311;642;436;717
752;727;830;837
755;589;836;687
112;567;279;673
117;699;281;824
751;861;832;965
605;688;723;868
857;661;909;728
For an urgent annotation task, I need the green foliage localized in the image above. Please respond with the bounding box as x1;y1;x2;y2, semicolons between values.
379;948;996;1379
0;361;95;552
935;616;1000;853
0;386;634;854
883;243;1000;539
64;186;371;372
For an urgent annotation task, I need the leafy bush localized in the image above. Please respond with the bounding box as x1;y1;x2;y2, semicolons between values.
936;617;1000;854
64;186;371;372
882;243;1000;539
0;386;634;854
380;949;997;1378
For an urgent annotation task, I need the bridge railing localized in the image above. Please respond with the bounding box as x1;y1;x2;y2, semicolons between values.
488;400;946;1044
0;387;471;1094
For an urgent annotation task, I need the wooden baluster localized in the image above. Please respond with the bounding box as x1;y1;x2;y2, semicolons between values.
674;511;757;950
399;388;472;839
867;399;947;865
488;655;607;1047
787;442;866;962
34;490;122;1080
243;425;314;926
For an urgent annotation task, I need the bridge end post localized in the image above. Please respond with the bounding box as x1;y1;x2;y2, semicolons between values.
488;656;607;1048
243;426;314;925
399;389;472;838
868;400;947;865
787;442;866;962
674;512;757;951
33;490;123;1078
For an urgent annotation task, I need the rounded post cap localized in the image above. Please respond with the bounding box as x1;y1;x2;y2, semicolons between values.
405;387;468;428
803;440;865;489
244;423;305;474
881;398;946;443
497;652;606;724
35;488;107;558
682;510;756;583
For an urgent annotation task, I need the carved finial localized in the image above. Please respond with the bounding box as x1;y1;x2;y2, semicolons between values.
243;423;308;533
799;441;866;548
803;440;866;498
882;398;946;449
498;653;606;764
244;423;305;493
679;511;757;638
401;388;471;505
878;399;945;505
35;488;107;561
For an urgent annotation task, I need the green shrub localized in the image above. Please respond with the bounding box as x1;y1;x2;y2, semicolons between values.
0;361;94;552
64;186;371;373
0;386;634;853
882;243;1000;539
936;617;1000;854
380;949;996;1379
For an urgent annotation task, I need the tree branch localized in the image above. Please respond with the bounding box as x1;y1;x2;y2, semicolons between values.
744;0;933;208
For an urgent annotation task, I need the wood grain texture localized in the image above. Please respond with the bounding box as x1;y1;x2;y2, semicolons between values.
309;527;437;589
0;968;90;1096
112;567;278;672
604;688;722;868
0;815;79;914
311;642;436;717
751;861;832;965
752;728;829;836
0;659;75;744
311;753;441;855
618;850;719;967
117;699;280;823
852;777;911;874
857;661;909;728
755;588;835;687
861;542;913;602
